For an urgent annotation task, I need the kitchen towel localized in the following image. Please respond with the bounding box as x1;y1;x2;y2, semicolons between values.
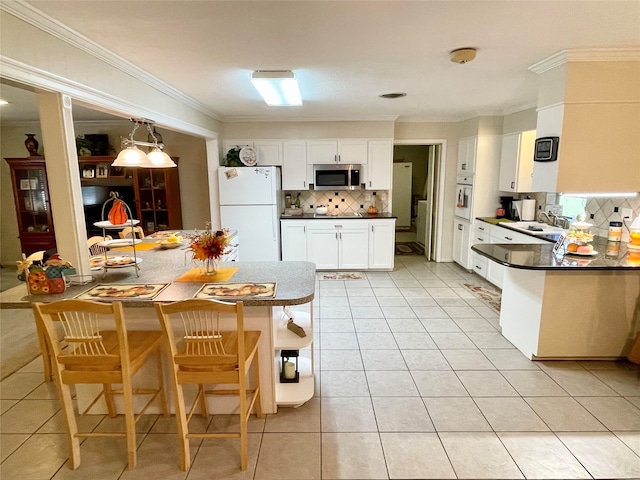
175;267;238;283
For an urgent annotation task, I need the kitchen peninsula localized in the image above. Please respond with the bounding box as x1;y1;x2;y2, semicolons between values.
472;241;640;360
0;243;316;415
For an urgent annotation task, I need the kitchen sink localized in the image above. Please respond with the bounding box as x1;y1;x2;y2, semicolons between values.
503;221;567;236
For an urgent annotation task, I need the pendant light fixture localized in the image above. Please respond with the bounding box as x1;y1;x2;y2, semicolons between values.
112;119;176;168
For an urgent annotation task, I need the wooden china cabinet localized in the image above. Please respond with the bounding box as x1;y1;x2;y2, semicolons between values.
4;156;56;255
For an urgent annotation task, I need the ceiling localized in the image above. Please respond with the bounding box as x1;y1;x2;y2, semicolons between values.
2;1;640;123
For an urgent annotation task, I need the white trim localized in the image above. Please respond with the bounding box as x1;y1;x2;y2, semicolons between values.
223;115;400;123
0;56;217;139
393;138;447;263
0;0;220;121
529;48;640;74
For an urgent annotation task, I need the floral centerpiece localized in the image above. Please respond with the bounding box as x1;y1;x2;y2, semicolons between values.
186;222;231;274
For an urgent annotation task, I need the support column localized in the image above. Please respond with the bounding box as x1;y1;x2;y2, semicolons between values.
37;91;90;276
206;137;220;228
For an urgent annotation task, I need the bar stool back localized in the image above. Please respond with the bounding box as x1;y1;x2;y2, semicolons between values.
32;299;168;470
155;299;262;471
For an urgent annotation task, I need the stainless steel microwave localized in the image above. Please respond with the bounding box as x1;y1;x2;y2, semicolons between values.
313;164;362;191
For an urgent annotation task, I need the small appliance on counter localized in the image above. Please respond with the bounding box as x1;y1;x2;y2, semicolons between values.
513;198;536;221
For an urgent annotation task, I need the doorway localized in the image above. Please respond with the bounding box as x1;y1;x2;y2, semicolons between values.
392;141;445;261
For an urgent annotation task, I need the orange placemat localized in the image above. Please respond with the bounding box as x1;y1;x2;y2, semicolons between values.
111;243;159;252
175;267;238;283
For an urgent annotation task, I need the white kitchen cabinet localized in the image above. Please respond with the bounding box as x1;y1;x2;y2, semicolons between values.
471;222;491;280
452;219;472;270
368;219;396;269
307;220;368;270
306;140;368;165
255;141;283;166
282;141;309;190
498;130;535;192
457;136;477;174
365;139;393;190
280;221;307;261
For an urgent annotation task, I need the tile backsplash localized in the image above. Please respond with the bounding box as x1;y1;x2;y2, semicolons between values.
284;190;389;215
518;192;640;240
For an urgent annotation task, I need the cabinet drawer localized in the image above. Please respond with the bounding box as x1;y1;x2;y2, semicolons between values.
492;227;549;244
471;252;488;278
472;228;490;244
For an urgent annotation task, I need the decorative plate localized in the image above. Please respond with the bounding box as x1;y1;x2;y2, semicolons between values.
239;146;258;166
103;256;142;268
94;219;140;229
98;239;142;248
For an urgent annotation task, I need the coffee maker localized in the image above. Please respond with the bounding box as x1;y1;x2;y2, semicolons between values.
499;196;515;220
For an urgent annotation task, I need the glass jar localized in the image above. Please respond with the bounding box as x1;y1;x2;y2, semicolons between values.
608;221;623;242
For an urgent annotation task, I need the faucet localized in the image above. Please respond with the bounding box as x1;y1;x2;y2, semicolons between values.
538;211;555;225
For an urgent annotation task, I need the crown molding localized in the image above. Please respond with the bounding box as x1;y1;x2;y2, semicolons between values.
529;48;640;74
222;115;400;123
0;56;218;139
0;0;221;121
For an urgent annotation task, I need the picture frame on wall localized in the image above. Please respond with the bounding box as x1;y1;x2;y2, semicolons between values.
20;179;30;190
96;163;109;178
82;166;95;178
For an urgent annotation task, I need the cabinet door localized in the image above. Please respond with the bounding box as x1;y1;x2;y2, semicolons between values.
307;226;339;269
283;141;309;190
366;140;393;190
338;225;369;269
255;141;283;166
337;140;368;164
368;219;396;269
457;137;477;174
306;141;337;165
281;221;307;261
452;219;471;269
498;133;520;192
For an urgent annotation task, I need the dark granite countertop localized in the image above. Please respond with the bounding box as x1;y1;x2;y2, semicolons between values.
475;217;560;242
1;239;316;308
281;212;396;220
472;240;639;270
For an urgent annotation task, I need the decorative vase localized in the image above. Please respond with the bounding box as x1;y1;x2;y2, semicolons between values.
202;258;219;275
25;134;39;156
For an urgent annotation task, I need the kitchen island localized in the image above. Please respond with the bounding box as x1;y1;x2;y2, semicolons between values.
472;241;640;360
1;241;317;414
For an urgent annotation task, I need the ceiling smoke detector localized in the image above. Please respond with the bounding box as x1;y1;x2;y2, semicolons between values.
450;48;477;64
379;93;407;99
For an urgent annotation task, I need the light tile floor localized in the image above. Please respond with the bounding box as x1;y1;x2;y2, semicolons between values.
2;256;640;479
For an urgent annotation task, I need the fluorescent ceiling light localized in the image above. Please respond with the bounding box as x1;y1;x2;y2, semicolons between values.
562;192;638;198
251;71;302;106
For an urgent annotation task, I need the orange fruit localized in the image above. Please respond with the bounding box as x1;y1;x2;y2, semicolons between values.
567;243;579;252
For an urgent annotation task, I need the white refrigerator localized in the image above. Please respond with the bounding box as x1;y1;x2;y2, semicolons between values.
218;166;282;261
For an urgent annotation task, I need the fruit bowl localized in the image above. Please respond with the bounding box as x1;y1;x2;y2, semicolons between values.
159;236;183;249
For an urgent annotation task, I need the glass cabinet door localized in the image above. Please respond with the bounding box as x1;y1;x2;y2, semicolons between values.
14;166;52;234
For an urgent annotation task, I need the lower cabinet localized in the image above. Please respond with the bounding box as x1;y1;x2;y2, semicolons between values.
281;218;396;270
452;219;472;269
307;221;369;270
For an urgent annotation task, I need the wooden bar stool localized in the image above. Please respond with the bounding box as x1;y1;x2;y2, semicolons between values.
32;299;168;470
155;299;262;471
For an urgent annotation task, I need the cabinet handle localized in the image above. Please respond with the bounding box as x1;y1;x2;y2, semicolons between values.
477;237;483;241
371;225;374;232
505;236;513;241
335;155;338;163
479;226;485;231
303;226;306;233
511;181;515;189
369;181;372;187
458;224;463;230
475;265;482;270
335;232;338;239
335;224;343;228
339;232;342;239
304;181;306;187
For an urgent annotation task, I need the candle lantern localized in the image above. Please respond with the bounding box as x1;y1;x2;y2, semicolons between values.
280;350;299;383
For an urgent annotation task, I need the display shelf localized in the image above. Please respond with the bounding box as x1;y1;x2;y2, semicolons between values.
274;356;315;407
274;311;313;350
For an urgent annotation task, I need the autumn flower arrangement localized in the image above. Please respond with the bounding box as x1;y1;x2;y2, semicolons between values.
186;222;231;274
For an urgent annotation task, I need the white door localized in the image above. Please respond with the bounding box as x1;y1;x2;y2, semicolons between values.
220;205;280;261
218;166;276;205
392;163;412;227
307;227;338;269
282;141;308;190
368;220;395;269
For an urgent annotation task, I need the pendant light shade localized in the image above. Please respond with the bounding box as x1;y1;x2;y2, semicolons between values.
112;144;153;167
147;148;176;168
111;119;176;169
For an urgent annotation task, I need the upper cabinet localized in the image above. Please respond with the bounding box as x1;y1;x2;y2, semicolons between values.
457;136;477;174
306;140;368;165
222;140;283;166
498;130;536;193
282;141;309;190
365;139;393;190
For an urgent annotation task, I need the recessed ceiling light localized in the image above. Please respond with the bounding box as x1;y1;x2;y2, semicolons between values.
379;93;407;99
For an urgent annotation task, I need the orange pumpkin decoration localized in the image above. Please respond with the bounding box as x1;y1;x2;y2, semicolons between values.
108;199;129;225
